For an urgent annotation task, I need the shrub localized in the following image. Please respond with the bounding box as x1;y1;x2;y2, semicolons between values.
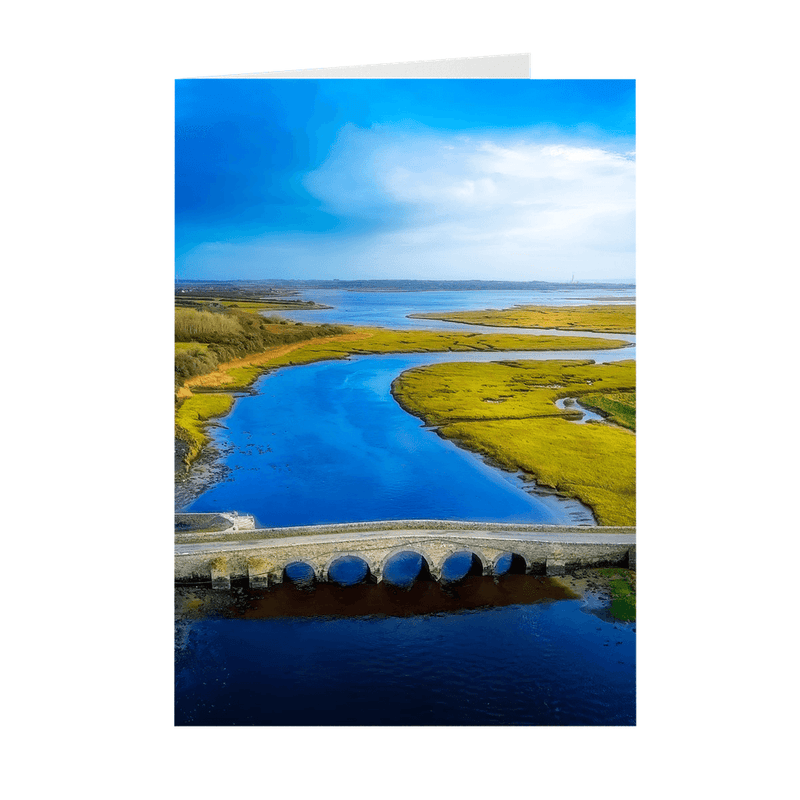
175;304;348;388
175;308;245;342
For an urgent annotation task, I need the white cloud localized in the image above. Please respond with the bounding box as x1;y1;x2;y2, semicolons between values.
179;124;635;281
303;124;634;280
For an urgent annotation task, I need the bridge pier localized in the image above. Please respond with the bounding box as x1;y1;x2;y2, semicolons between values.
210;556;231;590
248;558;271;589
628;546;636;570
546;557;566;577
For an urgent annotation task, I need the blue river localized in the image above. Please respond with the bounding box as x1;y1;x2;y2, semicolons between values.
176;287;636;726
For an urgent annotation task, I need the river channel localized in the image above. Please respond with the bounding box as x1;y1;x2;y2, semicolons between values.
175;287;636;726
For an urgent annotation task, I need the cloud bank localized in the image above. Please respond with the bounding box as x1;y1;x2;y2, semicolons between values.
178;123;635;281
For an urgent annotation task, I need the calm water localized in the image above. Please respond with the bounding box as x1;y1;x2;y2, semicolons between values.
181;348;633;527
279;287;634;329
554;396;607;424
277;287;636;343
175;581;635;726
176;289;636;726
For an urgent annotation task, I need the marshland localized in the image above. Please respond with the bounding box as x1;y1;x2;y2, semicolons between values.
174;282;637;725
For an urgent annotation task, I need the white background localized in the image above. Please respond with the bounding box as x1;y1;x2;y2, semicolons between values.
4;2;796;797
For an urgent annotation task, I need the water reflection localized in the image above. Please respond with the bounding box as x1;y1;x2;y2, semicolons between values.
175;573;580;621
554;397;606;424
182;353;609;527
283;561;315;586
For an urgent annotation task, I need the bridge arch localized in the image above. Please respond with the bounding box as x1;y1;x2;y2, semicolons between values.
437;548;489;582
281;560;321;585
378;546;434;576
321;552;377;585
492;551;530;576
379;548;435;586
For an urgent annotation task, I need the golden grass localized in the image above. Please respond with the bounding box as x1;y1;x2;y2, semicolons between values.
183;328;629;391
393;359;636;425
174;301;349;392
184;333;369;389
411;304;636;334
443;418;635;526
260;327;629;367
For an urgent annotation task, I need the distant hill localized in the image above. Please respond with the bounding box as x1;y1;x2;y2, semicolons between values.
175;279;635;293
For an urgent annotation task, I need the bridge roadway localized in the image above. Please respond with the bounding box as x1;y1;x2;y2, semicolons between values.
174;520;636;589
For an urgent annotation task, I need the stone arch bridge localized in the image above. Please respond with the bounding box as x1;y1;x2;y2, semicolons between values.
175;517;636;589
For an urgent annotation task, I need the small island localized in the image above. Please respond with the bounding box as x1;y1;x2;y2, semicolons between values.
410;303;635;335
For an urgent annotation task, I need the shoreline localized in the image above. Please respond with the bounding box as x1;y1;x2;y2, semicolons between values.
389;381;605;525
176;353;619;524
407;303;636;336
407;313;634;336
389;359;636;527
175;425;234;510
175;327;631;471
176;320;635;519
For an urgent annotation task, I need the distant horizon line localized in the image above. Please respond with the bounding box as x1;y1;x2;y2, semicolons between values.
174;277;636;285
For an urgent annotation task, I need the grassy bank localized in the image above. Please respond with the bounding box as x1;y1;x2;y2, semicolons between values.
175;300;349;467
182;328;631;391
175;394;235;465
410;304;635;334
180;333;368;391
392;359;635;526
175;304;348;390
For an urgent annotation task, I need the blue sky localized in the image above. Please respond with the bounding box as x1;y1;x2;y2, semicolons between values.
176;79;635;281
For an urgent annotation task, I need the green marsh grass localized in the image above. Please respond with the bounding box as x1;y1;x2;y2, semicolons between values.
580;390;636;430
411;304;635;334
392;360;636;526
595;568;636;620
262;328;630;366
175;394;234;465
191;329;631;391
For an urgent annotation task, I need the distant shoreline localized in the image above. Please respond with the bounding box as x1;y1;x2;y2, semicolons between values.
176;279;636;293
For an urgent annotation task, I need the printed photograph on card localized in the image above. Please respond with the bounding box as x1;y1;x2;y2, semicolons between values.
174;77;636;726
